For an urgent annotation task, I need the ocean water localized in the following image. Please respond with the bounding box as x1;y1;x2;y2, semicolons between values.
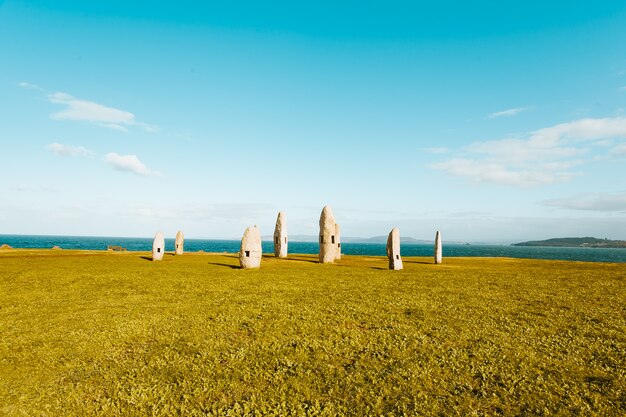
1;234;625;263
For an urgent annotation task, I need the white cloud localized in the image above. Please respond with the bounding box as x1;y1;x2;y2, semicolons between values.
19;82;158;132
104;153;161;177
544;192;626;212
432;116;626;187
422;147;449;154
46;142;94;157
486;106;532;119
610;142;626;157
18;81;44;91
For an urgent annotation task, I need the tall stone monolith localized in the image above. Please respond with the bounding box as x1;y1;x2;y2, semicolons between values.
152;231;165;261
175;230;184;255
273;211;288;258
240;225;262;269
334;223;342;260
319;205;336;263
434;230;442;264
386;227;403;270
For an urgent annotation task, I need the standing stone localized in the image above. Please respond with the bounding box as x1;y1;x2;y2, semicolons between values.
319;205;336;263
334;223;342;260
434;230;443;264
239;225;262;269
152;231;165;261
386;227;403;270
175;230;184;255
273;212;288;258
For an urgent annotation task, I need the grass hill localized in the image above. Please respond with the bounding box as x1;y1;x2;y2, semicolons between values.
513;237;626;248
1;250;624;415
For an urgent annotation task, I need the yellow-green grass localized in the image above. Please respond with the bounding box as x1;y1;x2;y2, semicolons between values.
0;250;624;416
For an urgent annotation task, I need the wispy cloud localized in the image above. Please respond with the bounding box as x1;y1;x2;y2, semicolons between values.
422;147;449;154
486;106;533;119
19;82;158;132
431;116;626;187
610;142;626;157
46;142;94;157
544;192;626;212
104;153;161;176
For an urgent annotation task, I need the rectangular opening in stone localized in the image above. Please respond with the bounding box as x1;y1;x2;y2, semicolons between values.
338;243;341;248
275;237;279;244
396;255;399;259
331;236;335;244
285;237;287;243
245;251;250;257
320;236;324;243
157;248;161;253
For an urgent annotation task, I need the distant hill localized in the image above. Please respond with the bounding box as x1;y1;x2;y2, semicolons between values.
513;237;626;248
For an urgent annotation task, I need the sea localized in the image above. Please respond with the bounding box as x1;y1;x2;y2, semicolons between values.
1;234;625;263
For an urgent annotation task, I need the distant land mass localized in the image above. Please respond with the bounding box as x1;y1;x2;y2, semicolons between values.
513;237;626;248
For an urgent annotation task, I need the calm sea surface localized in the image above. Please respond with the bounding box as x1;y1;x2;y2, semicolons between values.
1;234;625;263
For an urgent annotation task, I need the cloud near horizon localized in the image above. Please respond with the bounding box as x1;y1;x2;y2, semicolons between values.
46;142;94;157
431;116;626;187
544;192;626;212
104;153;161;176
486;106;533;119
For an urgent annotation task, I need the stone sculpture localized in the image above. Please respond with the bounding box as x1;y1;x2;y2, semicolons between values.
152;231;165;261
175;230;184;255
386;227;403;270
240;225;262;269
273;211;288;258
318;205;336;263
434;230;442;264
334;223;342;260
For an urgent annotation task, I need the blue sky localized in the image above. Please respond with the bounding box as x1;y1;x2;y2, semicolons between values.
1;0;626;241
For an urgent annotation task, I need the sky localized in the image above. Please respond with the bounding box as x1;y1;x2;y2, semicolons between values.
1;0;626;242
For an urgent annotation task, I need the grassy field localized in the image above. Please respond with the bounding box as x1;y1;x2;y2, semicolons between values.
0;249;624;416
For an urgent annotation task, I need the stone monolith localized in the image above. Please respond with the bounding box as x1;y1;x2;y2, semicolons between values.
434;230;442;264
152;231;165;261
273;212;288;258
240;225;262;269
334;223;342;260
319;205;336;263
386;227;403;270
175;230;184;255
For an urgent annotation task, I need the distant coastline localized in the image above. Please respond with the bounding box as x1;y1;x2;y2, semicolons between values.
513;237;626;248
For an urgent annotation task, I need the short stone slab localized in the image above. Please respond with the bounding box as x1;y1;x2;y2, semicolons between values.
152;231;165;261
386;227;403;270
240;225;262;269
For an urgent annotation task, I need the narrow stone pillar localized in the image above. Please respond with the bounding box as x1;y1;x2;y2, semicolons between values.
334;223;342;260
175;230;184;255
273;212;288;258
319;205;336;263
434;230;442;264
386;227;403;270
240;225;262;269
152;231;165;261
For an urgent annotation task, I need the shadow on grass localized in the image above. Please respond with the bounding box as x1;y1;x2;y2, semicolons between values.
278;257;320;264
208;262;240;270
403;260;434;265
140;256;152;261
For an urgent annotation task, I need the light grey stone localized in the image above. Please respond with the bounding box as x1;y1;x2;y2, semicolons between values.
175;230;184;255
386;227;403;270
152;231;165;261
318;205;336;263
273;211;288;258
334;223;342;260
434;230;442;264
240;225;262;269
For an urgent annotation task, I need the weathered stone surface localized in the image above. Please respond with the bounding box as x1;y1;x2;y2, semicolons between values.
240;225;262;269
386;227;403;270
175;230;184;255
51;246;62;250
273;211;288;258
152;231;165;261
434;230;442;264
318;205;336;263
334;223;342;260
0;244;12;250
